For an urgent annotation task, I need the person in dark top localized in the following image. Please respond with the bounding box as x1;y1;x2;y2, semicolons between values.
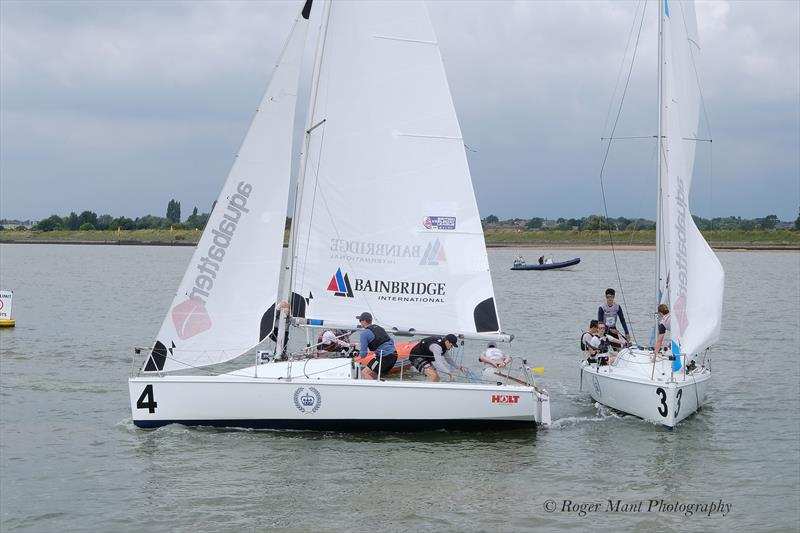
598;288;630;341
356;312;397;380
409;334;464;382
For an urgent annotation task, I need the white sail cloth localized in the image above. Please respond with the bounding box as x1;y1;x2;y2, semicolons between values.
662;0;724;355
290;0;500;336
146;8;310;372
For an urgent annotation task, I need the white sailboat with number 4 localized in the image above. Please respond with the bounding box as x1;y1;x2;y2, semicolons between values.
580;0;724;427
128;0;550;431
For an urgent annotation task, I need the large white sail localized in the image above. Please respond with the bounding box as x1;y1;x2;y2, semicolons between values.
662;0;724;355
289;0;500;337
145;2;312;372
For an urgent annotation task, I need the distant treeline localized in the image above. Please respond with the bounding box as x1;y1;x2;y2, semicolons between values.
2;202;798;232
482;213;800;231
3;199;212;232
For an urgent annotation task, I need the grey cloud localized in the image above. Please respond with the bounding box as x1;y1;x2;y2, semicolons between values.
0;0;797;221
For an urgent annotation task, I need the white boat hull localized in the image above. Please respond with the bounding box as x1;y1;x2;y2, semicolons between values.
129;359;550;431
579;348;710;427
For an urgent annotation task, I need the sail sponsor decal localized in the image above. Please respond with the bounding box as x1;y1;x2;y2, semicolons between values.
327;267;354;297
170;181;253;340
325;267;446;304
419;239;446;266
293;386;322;414
672;176;690;335
491;394;520;404
423;216;456;230
328;238;445;267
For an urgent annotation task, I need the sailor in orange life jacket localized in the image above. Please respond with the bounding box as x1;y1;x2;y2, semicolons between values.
316;329;353;357
408;334;465;382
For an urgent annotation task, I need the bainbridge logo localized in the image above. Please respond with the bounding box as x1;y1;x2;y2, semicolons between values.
420;239;446;266
491;394;520;404
327;268;354;297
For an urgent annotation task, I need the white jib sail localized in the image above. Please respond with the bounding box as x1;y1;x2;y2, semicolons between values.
290;0;501;336
662;0;724;355
146;4;312;372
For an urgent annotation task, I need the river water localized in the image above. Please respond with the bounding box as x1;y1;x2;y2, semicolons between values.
0;244;798;532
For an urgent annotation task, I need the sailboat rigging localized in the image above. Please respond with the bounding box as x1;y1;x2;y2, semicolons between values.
128;0;551;431
580;0;724;427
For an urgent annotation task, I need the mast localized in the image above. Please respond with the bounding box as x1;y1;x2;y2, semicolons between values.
283;0;333;353
655;0;665;318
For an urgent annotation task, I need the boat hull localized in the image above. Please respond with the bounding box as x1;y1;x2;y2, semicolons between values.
511;258;580;271
129;361;550;431
579;351;710;427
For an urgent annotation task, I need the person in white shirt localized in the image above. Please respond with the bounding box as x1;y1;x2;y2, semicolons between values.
479;342;512;383
316;329;352;357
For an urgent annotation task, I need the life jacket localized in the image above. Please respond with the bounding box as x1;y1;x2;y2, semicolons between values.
581;332;606;353
600;303;621;328
410;336;447;360
365;324;391;351
580;332;596;351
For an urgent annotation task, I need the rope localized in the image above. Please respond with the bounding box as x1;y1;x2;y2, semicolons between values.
597;1;648;345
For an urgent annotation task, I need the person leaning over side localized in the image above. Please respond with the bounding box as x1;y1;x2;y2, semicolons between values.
356;312;397;380
408;334;465;382
479;341;512;383
316;329;352;357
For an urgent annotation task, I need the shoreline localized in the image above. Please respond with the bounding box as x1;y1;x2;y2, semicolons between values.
1;239;796;251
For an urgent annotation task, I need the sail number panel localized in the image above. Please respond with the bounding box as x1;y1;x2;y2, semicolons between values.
136;384;158;413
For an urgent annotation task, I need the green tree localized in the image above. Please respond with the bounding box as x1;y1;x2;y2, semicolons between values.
136;215;168;229
795;208;800;230
67;211;79;230
483;214;499;224
581;215;608;230
35;215;64;231
96;214;113;230
761;214;779;230
111;216;135;230
78;210;98;228
526;217;544;229
79;222;95;231
166;199;181;224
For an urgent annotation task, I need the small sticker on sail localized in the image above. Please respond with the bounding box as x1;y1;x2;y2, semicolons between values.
423;216;456;230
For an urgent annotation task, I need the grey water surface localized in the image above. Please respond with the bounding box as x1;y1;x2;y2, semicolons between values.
0;244;798;532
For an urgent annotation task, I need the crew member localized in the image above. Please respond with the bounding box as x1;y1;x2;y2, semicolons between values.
356;312;397;380
408;334;464;382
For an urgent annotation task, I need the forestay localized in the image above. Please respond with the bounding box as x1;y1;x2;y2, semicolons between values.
145;5;312;372
290;1;501;337
661;0;724;355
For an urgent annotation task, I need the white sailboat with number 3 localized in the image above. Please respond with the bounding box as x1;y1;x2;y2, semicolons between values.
580;0;724;427
128;0;550;431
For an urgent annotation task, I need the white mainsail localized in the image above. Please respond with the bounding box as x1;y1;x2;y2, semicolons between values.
662;0;724;355
146;4;312;372
289;0;501;337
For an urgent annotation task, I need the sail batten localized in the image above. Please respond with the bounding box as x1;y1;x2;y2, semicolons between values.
145;8;311;372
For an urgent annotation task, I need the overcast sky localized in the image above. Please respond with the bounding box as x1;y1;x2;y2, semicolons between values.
1;0;797;222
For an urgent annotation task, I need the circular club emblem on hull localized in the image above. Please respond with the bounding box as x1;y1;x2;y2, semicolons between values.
592;376;602;398
293;386;322;414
